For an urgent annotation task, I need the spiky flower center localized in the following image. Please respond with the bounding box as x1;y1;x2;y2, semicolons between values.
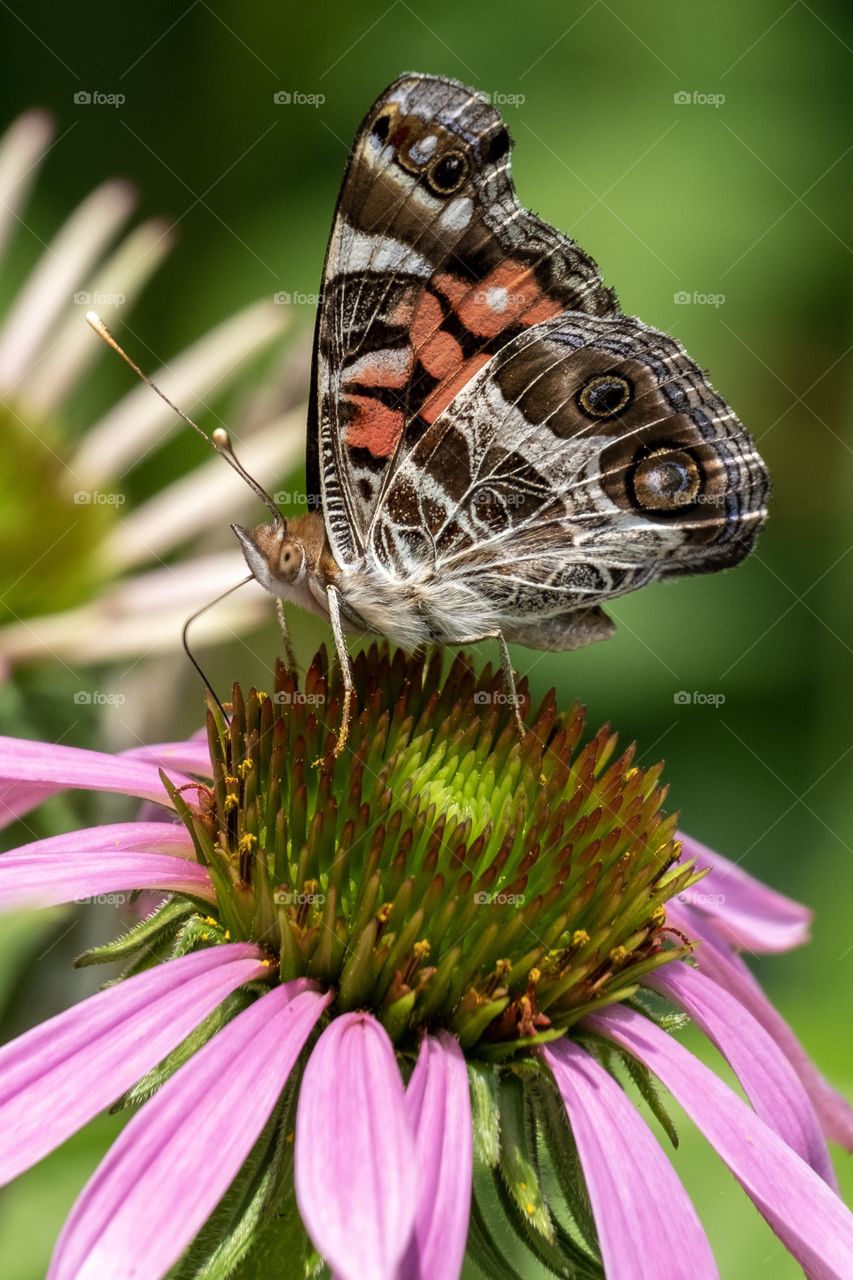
170;645;698;1059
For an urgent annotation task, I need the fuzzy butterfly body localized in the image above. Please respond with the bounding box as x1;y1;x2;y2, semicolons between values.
234;72;769;746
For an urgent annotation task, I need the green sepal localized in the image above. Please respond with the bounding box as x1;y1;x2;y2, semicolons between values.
617;1049;679;1149
529;1072;601;1261
74;896;196;968
466;1181;526;1280
468;1061;501;1167
493;1072;572;1276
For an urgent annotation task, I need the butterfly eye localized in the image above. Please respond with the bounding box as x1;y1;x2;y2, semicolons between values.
631;448;702;512
426;150;469;195
371;113;392;143
578;373;633;418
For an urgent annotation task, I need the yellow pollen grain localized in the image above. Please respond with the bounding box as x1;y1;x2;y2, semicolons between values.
237;759;254;777
413;939;431;960
529;967;541;984
652;905;666;926
572;930;590;947
225;775;240;788
203;916;217;926
224;930;231;940
239;833;257;854
377;902;393;924
610;945;628;964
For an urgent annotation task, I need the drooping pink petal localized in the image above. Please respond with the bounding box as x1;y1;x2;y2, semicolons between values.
401;1031;472;1280
671;901;853;1150
0;849;214;911
543;1038;718;1280
0;737;191;826
0;943;266;1185
647;962;835;1185
678;831;811;952
296;1012;417;1280
587;1005;853;1280
49;981;331;1280
2;820;196;860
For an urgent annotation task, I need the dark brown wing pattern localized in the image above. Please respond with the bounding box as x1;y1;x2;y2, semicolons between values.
306;73;617;567
370;311;769;647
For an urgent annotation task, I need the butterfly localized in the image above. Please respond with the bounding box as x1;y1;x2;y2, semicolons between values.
232;72;769;752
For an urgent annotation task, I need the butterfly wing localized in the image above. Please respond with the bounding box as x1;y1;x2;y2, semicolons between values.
369;311;769;649
306;73;617;567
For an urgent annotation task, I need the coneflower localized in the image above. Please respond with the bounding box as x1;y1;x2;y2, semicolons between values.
0;646;850;1279
0;108;301;668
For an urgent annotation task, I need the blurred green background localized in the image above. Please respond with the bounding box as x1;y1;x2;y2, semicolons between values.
0;1;851;1275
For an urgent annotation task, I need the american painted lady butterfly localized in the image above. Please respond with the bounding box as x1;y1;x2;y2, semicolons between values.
232;73;769;751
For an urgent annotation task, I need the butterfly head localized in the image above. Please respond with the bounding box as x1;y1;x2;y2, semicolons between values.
231;512;329;596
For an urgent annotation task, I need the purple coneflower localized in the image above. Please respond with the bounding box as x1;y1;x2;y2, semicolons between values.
0;109;302;667
0;647;851;1279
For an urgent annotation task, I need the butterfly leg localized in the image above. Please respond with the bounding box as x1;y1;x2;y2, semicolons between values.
325;584;354;756
454;630;526;740
275;598;299;674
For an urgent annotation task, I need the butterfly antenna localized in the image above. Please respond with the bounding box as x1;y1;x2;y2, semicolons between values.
85;311;283;523
181;575;255;723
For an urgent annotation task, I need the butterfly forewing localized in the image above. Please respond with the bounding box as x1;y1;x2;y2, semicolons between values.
307;73;618;568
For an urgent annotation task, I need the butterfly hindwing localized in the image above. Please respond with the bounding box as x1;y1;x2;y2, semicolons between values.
369;311;769;647
307;73;617;567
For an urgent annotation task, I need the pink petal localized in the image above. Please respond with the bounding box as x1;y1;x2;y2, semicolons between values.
401;1031;472;1280
587;1005;853;1280
296;1013;417;1280
671;901;853;1150
0;737;191;826
647;962;835;1186
677;831;811;952
0;821;201;912
50;981;331;1280
0;849;214;911
543;1039;718;1280
0;943;266;1185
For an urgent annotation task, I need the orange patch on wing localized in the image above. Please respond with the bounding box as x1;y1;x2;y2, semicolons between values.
421;353;491;424
344;395;404;459
433;272;473;307
521;296;563;325
410;291;445;350
419;330;464;381
456;259;556;338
